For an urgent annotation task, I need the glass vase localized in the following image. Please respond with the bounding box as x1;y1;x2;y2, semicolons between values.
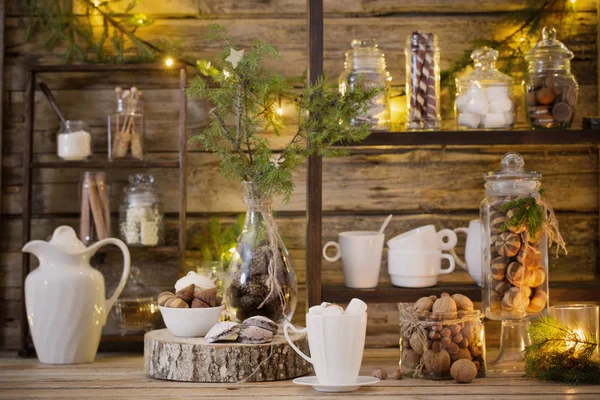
225;182;297;324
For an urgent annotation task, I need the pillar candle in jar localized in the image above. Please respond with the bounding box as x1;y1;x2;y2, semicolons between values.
549;305;599;357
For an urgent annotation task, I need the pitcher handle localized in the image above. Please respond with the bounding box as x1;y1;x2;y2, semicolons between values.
88;238;131;315
283;322;312;364
449;227;468;269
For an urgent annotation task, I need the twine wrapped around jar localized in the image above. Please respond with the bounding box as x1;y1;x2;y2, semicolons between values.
398;303;486;379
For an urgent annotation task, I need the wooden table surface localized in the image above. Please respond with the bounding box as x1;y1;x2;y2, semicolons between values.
1;350;599;399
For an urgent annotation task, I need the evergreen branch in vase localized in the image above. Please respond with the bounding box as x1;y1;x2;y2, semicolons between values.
188;25;380;202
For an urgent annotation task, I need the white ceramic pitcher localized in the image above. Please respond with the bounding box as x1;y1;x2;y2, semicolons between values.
449;220;483;286
22;226;130;364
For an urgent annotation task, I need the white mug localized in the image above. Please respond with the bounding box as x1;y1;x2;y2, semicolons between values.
284;312;367;385
322;231;384;288
387;250;455;288
449;220;483;286
387;224;457;252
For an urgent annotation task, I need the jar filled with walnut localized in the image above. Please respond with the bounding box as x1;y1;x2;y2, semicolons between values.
399;294;486;380
480;152;549;320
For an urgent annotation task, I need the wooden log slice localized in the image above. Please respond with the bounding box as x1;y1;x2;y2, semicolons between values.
144;329;312;382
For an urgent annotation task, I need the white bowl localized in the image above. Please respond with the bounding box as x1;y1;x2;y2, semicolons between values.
159;305;224;337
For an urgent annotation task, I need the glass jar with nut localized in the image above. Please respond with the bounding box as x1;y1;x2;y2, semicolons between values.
399;293;486;380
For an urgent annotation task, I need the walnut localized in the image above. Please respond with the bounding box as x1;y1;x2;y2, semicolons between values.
450;359;478;383
432;293;457;315
431;349;451;376
409;332;425;355
451;294;474;312
413;295;436;313
401;349;421;370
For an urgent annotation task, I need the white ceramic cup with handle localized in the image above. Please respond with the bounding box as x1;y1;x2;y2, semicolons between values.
387;250;455;288
387;224;457;252
284;312;367;385
449;219;483;286
322;231;384;288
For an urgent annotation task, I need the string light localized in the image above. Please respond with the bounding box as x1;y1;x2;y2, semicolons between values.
519;37;526;43
138;19;144;24
165;57;174;67
570;0;576;3
223;70;230;78
276;107;284;116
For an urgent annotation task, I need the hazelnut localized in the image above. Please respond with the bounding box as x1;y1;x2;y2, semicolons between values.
433;324;443;332
372;368;387;380
393;368;403;380
446;343;459;355
432;341;443;353
401;349;421;370
452;333;464;344
451;347;473;362
429;331;441;341
440;327;451;338
449;324;461;335
458;338;469;348
450;359;478;383
441;337;452;348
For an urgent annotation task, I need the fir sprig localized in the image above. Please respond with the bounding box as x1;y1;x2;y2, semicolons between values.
499;195;545;237
525;316;600;384
187;25;379;201
193;216;244;266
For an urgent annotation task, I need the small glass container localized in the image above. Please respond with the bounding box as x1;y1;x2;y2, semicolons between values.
339;39;391;130
399;304;486;380
119;174;164;247
455;47;515;130
112;266;159;335
406;32;441;130
108;92;145;161
57;120;91;161
525;26;578;129
480;152;549;321
80;171;111;245
549;304;599;358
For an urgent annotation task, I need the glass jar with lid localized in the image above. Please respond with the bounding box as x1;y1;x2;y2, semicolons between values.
339;39;391;130
111;266;159;335
525;26;578;129
480;152;549;322
119;174;164;247
455;47;515;129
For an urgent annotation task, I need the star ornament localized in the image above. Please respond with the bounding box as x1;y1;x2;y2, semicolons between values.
226;48;244;69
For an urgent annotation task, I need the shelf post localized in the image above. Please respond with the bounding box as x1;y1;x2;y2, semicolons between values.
307;0;324;307
179;67;188;274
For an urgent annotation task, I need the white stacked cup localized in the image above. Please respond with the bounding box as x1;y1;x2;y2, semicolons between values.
387;225;457;287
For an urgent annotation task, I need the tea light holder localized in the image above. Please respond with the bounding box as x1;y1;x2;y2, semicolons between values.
549;304;599;357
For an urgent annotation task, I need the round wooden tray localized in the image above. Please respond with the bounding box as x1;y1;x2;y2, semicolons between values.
144;328;312;383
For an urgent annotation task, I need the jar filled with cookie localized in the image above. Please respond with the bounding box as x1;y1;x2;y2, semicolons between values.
481;152;567;321
524;26;578;129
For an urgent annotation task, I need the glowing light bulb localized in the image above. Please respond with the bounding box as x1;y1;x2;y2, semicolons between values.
223;70;230;78
165;57;174;67
94;0;99;6
138;19;144;24
519;37;526;43
276;107;284;116
570;0;576;3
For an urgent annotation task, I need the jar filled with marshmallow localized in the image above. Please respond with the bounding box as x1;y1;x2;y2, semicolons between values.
57;120;92;161
339;39;391;130
524;26;578;129
455;47;515;130
119;174;164;247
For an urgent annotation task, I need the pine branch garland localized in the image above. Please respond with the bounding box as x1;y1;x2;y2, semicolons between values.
525;316;600;384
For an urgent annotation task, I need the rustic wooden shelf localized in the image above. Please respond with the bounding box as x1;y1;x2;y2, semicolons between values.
32;160;180;169
322;281;600;304
96;246;179;254
341;129;600;147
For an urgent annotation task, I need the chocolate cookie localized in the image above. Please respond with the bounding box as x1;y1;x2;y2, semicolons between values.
242;316;278;335
205;321;240;343
237;326;274;344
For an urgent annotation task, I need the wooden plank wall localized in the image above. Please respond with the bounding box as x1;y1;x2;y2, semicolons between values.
1;0;599;350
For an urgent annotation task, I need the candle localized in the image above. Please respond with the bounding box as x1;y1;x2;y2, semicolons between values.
549;304;599;356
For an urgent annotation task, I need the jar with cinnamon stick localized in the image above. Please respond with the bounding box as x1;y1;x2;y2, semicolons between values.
108;87;145;161
80;172;111;245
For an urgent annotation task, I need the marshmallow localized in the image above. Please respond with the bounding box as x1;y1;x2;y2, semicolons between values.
458;112;481;129
322;304;345;316
455;95;469;113
489;97;513;113
483;113;506;129
345;298;368;315
465;96;489;116
320;302;331;308
175;271;215;291
309;305;325;315
487;86;510;101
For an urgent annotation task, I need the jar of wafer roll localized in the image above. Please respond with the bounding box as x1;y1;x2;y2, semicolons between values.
406;32;441;130
524;26;578;130
480;153;550;320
